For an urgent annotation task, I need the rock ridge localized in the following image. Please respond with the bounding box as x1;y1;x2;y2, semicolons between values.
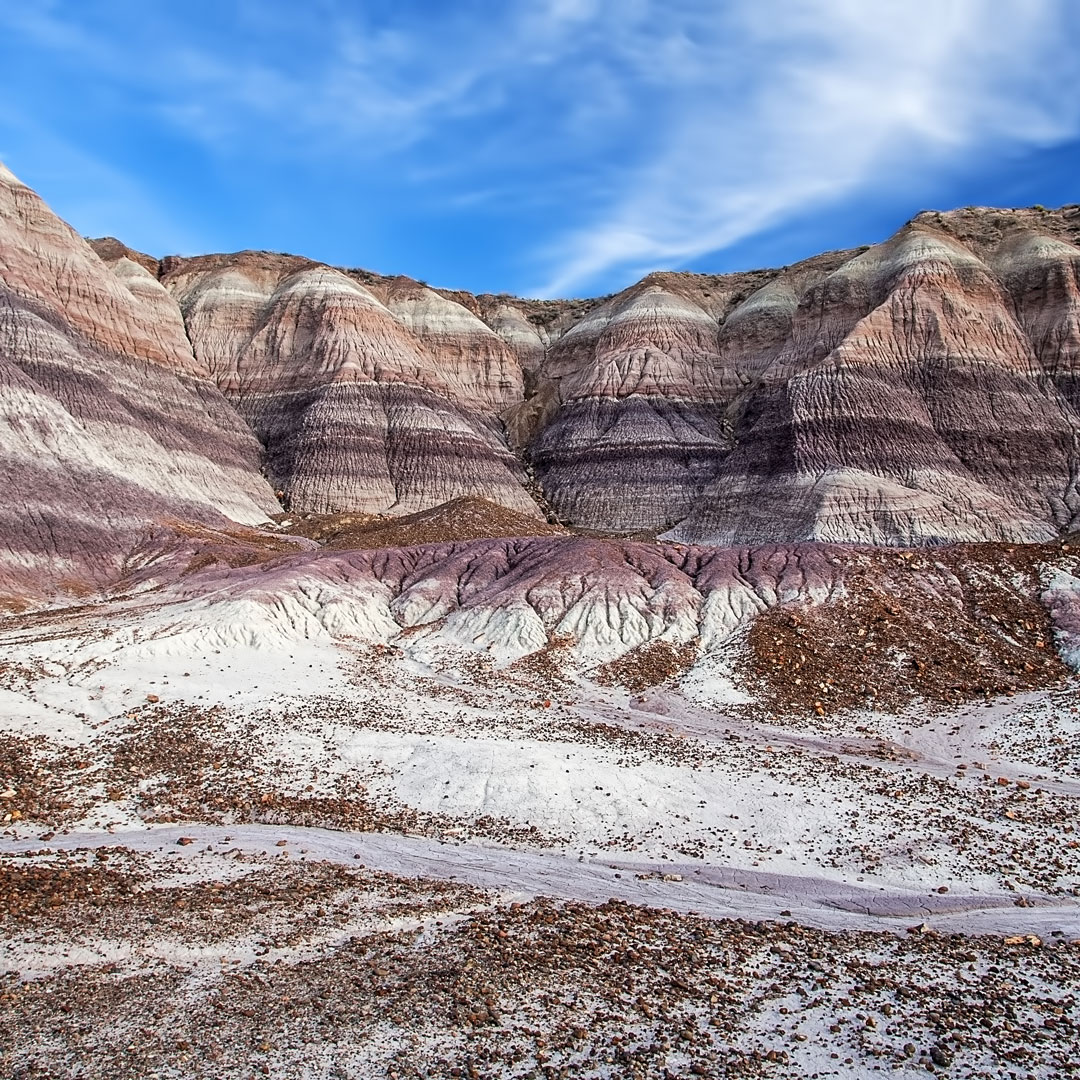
4;163;1080;604
94;202;1080;551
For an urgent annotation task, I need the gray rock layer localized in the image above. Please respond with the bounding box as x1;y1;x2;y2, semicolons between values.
120;203;1080;548
158;254;538;518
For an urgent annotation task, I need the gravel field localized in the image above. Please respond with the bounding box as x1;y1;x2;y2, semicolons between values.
2;593;1078;1078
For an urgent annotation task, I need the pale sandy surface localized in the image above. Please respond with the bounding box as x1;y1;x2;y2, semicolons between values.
1;598;1078;1077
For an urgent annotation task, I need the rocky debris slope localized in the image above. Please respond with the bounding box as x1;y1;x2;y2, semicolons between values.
2;526;1078;1080
156;252;539;519
0;164;278;605
100;530;1078;718
273;495;566;550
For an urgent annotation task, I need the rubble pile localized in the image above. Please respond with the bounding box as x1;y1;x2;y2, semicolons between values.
744;545;1070;717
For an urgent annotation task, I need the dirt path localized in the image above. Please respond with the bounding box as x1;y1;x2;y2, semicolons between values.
602;686;1080;795
5;823;1078;938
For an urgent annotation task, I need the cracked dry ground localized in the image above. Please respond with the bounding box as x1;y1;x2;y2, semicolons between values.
2;846;1078;1080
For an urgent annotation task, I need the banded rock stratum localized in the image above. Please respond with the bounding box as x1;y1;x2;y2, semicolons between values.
106;190;1080;552
2;160;1080;606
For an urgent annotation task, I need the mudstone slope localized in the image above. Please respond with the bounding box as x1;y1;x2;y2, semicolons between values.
0;165;279;604
92;200;1080;550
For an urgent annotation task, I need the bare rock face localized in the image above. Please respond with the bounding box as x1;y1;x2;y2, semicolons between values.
7;162;1080;612
161;255;540;518
992;230;1080;411
93;194;1080;551
374;277;523;413
529;280;733;532
499;211;1080;546
667;224;1080;546
0;164;278;603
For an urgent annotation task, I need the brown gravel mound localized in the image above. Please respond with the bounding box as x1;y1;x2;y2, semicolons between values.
0;855;143;918
594;640;700;692
278;496;565;550
744;542;1071;718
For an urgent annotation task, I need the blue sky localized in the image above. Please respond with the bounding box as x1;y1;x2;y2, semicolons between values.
1;1;1078;298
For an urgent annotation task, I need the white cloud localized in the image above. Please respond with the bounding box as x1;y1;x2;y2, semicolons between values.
0;4;620;156
1;0;1076;292
533;0;1080;294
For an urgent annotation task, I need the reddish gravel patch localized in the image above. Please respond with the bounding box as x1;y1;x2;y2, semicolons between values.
744;542;1071;717
0;852;143;918
594;641;700;692
278;496;565;550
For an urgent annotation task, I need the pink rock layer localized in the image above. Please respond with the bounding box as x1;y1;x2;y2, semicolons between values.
0;164;278;602
146;202;1080;547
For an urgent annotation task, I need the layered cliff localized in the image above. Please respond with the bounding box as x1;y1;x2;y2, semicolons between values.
89;197;1080;552
5;160;1080;607
158;254;538;518
525;283;730;532
0;164;278;603
668;223;1080;546
508;212;1080;545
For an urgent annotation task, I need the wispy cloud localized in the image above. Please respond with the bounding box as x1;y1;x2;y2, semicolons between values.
0;109;205;254
533;0;1080;294
0;3;613;153
1;0;1077;293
